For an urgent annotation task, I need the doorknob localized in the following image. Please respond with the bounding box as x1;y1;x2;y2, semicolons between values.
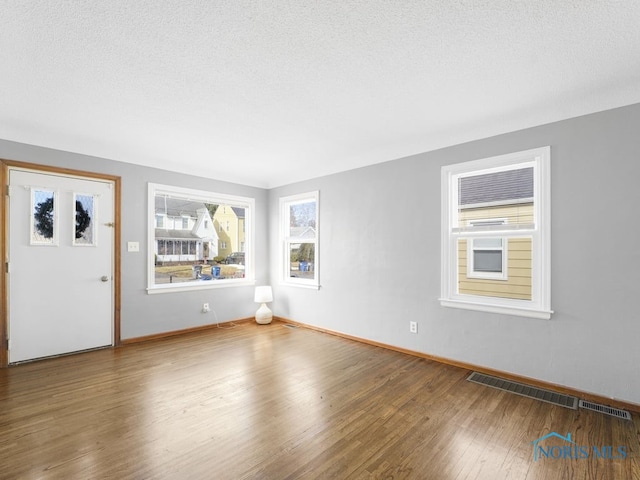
101;276;109;282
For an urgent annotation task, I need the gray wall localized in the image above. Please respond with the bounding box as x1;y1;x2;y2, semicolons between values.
3;103;639;405
0;141;269;339
269;103;640;405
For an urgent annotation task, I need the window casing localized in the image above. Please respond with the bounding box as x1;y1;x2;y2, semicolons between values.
280;191;319;288
148;183;255;293
441;147;551;319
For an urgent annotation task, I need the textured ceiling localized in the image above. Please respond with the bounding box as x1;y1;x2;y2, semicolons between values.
1;1;640;188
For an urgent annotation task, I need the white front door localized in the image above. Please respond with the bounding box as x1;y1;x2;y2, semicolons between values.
8;168;114;363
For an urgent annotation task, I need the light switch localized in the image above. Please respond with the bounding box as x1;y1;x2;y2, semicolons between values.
127;241;140;252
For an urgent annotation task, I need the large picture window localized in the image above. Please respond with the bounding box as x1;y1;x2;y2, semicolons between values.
280;191;319;288
441;147;551;318
148;183;254;293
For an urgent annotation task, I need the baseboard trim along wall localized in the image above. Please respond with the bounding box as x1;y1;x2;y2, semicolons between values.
273;317;640;414
121;317;254;345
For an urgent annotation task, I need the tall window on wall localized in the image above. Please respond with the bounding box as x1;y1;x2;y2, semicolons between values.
440;147;551;319
280;191;319;288
148;183;255;293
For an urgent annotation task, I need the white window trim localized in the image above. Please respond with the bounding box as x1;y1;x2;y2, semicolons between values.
467;237;508;281
440;147;552;319
280;191;320;289
147;183;255;294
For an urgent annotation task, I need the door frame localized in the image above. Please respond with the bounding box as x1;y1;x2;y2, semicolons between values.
0;159;121;367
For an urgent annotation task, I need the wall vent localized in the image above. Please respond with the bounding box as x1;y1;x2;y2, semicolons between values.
578;400;632;420
467;372;578;409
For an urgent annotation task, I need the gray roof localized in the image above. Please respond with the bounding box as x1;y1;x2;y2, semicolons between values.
459;167;533;206
290;226;316;238
155;229;201;240
155;196;207;217
231;207;245;218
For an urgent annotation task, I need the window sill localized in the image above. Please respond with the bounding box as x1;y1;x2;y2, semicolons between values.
280;281;321;290
439;298;552;320
148;278;255;294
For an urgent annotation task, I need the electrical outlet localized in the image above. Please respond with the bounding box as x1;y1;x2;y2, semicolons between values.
409;321;418;334
202;303;210;313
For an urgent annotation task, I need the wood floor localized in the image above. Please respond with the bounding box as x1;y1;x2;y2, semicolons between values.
1;321;638;480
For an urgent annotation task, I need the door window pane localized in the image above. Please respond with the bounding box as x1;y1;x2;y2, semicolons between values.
74;193;96;246
31;189;57;245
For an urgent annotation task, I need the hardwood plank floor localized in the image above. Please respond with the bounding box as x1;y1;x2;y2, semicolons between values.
0;321;638;479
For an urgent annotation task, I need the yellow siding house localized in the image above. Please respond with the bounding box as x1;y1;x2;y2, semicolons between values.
457;168;534;301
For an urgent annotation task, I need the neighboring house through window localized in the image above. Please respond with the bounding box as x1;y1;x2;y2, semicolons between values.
467;218;508;280
213;205;246;260
441;147;551;318
148;183;254;293
280;191;319;288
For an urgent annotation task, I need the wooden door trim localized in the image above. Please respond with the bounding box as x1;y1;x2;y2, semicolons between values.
0;159;122;367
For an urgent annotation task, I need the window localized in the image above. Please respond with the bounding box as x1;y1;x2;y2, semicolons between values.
148;183;254;293
441;147;551;319
468;237;507;279
280;191;319;288
466;219;508;280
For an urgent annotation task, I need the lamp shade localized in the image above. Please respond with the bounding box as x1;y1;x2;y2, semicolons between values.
254;286;273;303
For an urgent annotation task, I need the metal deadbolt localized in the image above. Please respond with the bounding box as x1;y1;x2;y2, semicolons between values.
101;276;109;282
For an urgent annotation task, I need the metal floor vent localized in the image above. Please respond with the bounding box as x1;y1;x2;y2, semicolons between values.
579;400;632;420
467;372;578;410
283;323;299;329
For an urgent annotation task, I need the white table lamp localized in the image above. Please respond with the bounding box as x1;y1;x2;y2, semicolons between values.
254;286;273;325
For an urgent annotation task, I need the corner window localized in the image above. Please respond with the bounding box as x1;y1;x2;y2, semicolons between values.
441;147;551;318
148;183;254;293
280;191;319;288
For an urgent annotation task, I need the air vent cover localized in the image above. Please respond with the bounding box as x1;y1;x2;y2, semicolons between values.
467;372;578;409
579;400;632;420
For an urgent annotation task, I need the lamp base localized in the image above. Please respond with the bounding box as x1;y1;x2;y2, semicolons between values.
255;303;273;325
